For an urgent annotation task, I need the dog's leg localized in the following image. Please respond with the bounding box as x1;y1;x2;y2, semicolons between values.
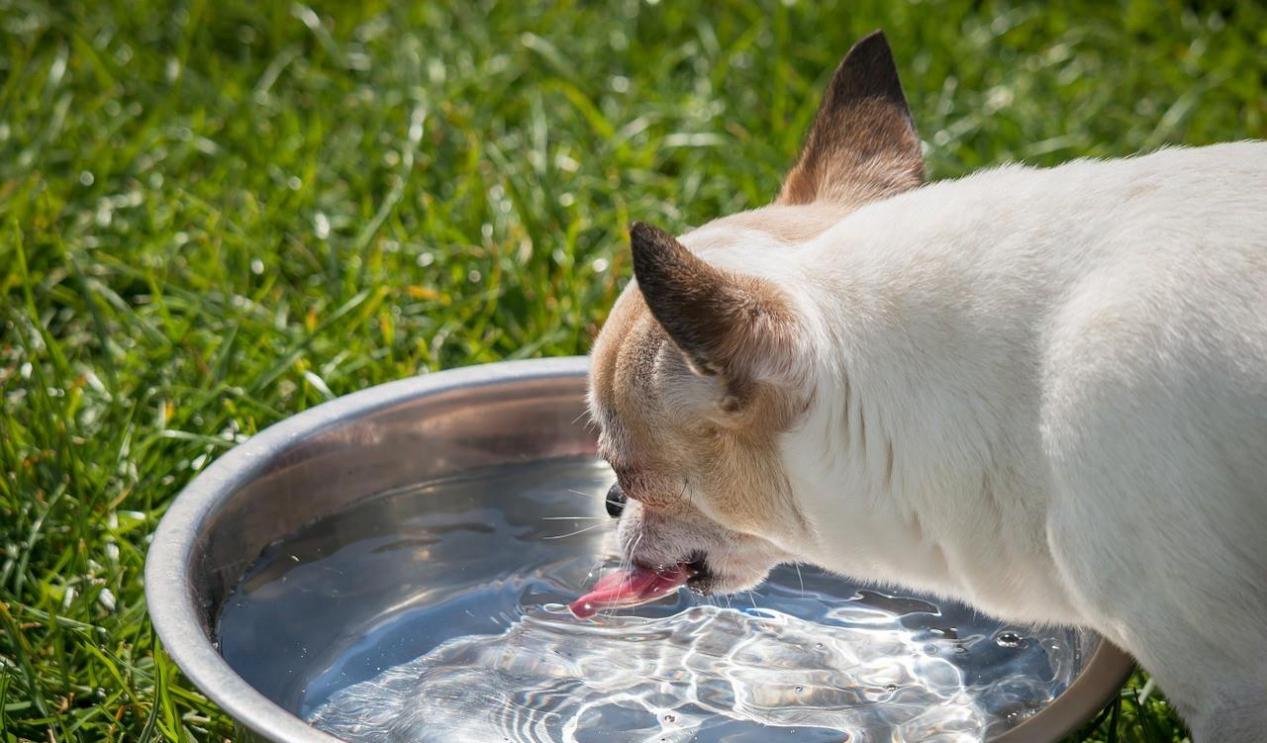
1187;685;1267;743
1047;466;1267;742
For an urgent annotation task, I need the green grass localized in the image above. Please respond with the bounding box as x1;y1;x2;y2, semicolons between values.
2;0;1264;739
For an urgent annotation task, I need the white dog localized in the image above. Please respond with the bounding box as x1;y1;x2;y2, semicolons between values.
579;31;1267;741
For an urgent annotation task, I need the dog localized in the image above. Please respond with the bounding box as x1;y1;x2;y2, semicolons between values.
582;30;1267;741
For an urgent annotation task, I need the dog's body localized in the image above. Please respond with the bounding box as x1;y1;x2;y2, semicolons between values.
588;33;1267;740
781;144;1267;738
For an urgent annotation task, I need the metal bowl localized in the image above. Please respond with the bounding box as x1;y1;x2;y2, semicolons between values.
145;356;1133;742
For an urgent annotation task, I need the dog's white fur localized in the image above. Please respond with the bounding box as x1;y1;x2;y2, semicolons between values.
754;144;1267;739
591;34;1267;740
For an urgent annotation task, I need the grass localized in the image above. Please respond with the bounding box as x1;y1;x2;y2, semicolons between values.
1;0;1264;739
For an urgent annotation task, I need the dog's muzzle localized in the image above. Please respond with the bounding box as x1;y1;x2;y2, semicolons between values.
604;482;626;518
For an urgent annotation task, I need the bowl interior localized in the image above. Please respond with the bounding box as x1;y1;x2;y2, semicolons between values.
189;369;594;630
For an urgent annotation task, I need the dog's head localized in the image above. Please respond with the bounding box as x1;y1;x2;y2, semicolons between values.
588;31;925;594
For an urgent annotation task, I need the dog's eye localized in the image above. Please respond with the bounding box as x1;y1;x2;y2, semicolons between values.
596;444;622;471
605;457;631;479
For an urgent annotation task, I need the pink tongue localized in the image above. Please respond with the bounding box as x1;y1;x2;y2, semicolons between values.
569;565;690;619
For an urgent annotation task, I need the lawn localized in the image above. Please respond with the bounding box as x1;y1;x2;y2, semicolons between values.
2;0;1264;740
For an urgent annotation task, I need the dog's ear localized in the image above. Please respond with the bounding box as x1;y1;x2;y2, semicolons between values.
630;222;798;407
777;30;923;206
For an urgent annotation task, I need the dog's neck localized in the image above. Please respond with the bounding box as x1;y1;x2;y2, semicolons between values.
773;166;1108;626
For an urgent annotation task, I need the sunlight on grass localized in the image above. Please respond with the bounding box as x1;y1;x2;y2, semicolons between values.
2;0;1264;739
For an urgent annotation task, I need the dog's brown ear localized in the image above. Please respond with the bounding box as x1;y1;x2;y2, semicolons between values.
630;222;797;400
778;30;923;206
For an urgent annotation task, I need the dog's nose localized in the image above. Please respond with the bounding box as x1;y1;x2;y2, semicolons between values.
604;482;626;518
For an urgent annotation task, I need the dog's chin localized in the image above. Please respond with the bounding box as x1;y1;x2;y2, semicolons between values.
684;553;777;597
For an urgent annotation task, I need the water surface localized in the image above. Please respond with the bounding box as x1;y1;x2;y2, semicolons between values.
217;457;1086;742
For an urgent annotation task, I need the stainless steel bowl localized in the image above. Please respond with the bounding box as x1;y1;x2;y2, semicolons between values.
145;356;1133;742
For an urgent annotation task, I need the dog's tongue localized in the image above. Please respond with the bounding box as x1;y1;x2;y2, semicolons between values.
569;565;690;619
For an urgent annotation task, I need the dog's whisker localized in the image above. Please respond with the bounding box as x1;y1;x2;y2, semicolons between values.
543;522;608;540
620;532;644;575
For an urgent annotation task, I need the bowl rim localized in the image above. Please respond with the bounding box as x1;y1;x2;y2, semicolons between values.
145;355;1133;742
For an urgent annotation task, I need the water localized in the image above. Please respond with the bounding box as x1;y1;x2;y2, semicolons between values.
217;457;1086;743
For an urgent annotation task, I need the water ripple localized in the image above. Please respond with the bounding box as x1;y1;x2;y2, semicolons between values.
310;601;1069;742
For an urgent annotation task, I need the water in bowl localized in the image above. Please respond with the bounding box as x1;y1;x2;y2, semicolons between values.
216;457;1086;743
